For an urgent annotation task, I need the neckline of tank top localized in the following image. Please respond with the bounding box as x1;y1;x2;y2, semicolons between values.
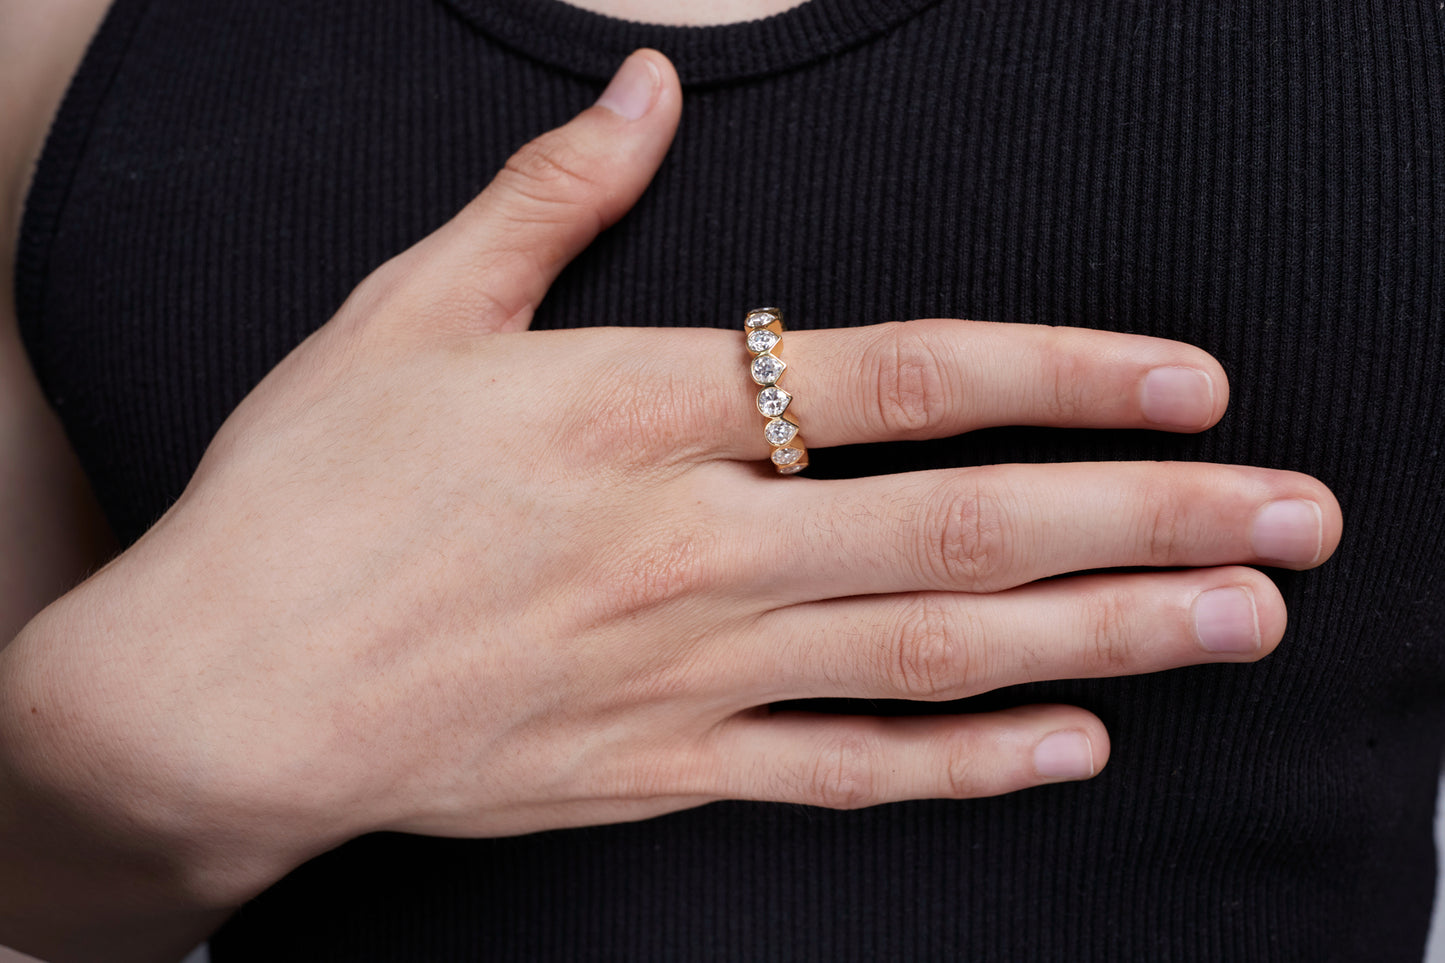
435;0;947;85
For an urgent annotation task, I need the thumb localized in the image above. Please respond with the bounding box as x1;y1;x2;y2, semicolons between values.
425;49;682;334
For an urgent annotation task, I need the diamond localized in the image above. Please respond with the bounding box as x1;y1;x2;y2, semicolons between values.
776;462;806;475
746;310;778;328
747;329;780;354
751;354;786;385
757;387;791;417
771;447;804;467
764;418;798;446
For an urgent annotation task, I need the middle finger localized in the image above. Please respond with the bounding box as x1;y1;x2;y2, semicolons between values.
750;461;1337;600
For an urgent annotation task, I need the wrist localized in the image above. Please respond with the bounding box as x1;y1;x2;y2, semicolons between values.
0;584;264;961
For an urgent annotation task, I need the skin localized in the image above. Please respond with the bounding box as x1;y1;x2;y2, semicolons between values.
0;0;118;650
0;16;1342;963
560;0;809;25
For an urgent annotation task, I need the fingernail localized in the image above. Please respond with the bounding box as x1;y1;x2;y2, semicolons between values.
1193;586;1260;653
1140;366;1215;429
1034;731;1095;780
596;53;659;121
1250;499;1323;565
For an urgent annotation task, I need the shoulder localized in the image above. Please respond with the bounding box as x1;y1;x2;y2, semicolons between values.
1;0;116;263
0;0;119;642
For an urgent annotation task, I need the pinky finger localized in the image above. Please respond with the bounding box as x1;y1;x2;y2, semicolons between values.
709;705;1111;809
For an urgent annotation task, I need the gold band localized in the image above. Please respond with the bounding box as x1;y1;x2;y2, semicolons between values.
744;307;808;475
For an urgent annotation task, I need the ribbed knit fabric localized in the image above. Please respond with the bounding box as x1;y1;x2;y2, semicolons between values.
14;0;1445;959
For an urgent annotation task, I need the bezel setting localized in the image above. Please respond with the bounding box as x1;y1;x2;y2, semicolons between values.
764;417;799;447
747;329;780;354
757;386;792;417
744;308;807;475
751;353;786;386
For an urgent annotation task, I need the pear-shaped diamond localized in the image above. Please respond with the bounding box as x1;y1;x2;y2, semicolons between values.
771;447;804;467
746;310;779;328
764;418;798;446
751;354;786;385
757;387;791;417
747;329;780;354
776;462;806;475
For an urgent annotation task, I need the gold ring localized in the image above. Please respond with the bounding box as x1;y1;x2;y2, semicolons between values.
744;307;808;475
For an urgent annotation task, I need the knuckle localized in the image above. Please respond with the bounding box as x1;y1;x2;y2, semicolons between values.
888;595;968;699
456;257;540;329
329;253;429;346
347;249;535;337
498;134;605;221
866;323;949;437
661;743;728;800
341;254;410;319
569;363;712;467
1042;331;1093;422
1081;586;1136;673
584;525;717;622
1138;483;1190;565
615;659;698;708
924;476;1009;589
613;748;684;799
806;734;881;810
617;534;709;612
943;737;982;798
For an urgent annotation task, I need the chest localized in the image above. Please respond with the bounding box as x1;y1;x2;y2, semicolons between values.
18;0;1445;553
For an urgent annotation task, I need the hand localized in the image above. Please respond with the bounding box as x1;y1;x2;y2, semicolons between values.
1;48;1340;927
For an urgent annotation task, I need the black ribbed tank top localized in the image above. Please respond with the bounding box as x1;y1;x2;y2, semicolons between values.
16;0;1445;959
